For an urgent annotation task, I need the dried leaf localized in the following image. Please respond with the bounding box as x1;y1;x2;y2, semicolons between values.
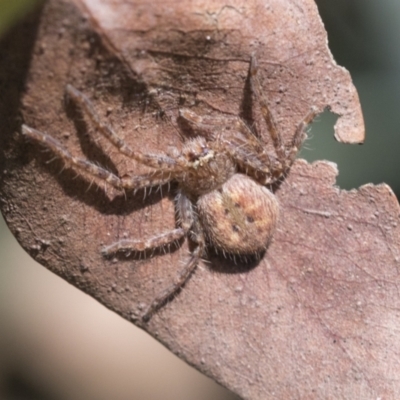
2;1;398;399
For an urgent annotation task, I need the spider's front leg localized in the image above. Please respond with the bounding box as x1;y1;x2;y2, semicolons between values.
179;107;277;183
21;125;175;192
66;85;177;171
224;105;318;184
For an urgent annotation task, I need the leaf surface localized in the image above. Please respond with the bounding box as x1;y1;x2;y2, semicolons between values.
2;1;398;399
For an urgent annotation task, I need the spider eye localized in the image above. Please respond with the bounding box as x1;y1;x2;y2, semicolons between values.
187;151;197;161
201;146;209;156
187;146;209;162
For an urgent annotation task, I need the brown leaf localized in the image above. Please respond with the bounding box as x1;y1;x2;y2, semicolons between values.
2;0;399;399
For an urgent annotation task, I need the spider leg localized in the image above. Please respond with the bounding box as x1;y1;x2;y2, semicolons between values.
22;125;174;190
142;227;205;322
102;190;193;258
249;56;286;163
66;85;178;170
222;119;278;182
249;56;318;174
142;192;205;322
180;106;277;181
285;106;318;167
101;228;186;256
231;116;267;153
180;107;268;153
178;109;216;140
224;141;274;183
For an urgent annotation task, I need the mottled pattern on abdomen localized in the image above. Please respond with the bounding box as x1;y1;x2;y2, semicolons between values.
197;174;279;254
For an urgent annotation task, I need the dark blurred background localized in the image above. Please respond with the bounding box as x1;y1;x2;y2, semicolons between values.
300;0;400;196
1;0;400;399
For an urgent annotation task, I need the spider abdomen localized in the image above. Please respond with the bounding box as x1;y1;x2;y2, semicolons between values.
197;174;279;255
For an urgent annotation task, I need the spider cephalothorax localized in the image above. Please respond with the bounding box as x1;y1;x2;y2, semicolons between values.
22;57;317;321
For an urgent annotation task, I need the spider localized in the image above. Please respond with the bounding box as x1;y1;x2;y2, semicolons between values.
21;56;317;322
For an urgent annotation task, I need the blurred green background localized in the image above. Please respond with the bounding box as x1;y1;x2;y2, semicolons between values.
300;0;400;196
0;0;39;38
1;0;400;399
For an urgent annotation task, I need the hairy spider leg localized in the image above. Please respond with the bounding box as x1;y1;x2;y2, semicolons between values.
66;84;178;171
101;228;186;255
102;189;194;255
142;199;206;322
249;56;286;163
222;125;277;183
229;106;318;182
178;107;275;181
285;106;319;167
102;190;203;321
249;56;318;173
142;234;205;321
179;102;267;156
21;125;173;190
